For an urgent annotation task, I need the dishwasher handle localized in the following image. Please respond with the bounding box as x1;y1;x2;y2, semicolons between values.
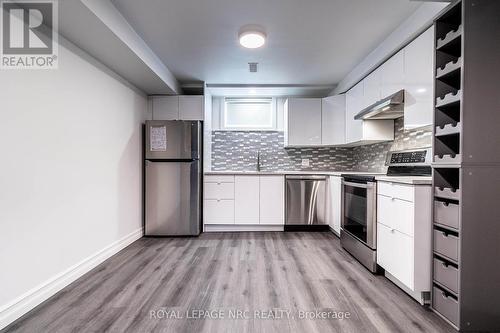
286;175;327;180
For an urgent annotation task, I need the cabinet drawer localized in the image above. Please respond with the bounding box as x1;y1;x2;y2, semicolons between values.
434;258;459;294
434;200;459;230
204;182;234;199
203;199;234;224
434;230;459;262
433;285;459;326
377;223;413;289
204;175;234;183
378;182;414;202
377;194;414;236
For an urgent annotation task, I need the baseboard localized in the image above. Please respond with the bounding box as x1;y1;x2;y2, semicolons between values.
284;225;330;232
0;227;143;330
204;224;284;232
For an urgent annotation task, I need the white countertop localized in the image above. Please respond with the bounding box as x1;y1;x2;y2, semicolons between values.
205;171;432;185
375;176;432;185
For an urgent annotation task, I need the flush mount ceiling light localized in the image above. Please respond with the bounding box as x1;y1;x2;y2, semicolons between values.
239;25;266;49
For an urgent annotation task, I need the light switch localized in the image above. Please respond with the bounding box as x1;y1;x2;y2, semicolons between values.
301;158;310;167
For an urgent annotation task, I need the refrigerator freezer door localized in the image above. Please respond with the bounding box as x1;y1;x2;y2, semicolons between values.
145;120;201;160
145;160;201;236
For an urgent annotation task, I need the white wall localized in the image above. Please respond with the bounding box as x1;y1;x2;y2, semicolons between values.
0;36;147;328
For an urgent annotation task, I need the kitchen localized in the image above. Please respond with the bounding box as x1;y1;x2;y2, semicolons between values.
1;0;499;332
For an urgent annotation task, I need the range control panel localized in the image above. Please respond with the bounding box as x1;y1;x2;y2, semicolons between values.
386;148;431;166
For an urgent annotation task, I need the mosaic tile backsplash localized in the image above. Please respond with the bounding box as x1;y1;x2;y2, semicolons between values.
211;118;432;172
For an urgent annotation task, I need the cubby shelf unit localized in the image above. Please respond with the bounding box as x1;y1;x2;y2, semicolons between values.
431;1;500;332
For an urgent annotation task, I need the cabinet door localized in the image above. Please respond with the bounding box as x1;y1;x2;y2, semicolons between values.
152;96;179;120
327;176;342;234
259;176;284;225
377;223;414;289
377;194;414;237
321;95;346;145
345;81;364;143
179;95;204;120
362;68;382;109
404;27;434;129
380;50;404;97
204;199;234;224
285;98;322;146
234;176;260;224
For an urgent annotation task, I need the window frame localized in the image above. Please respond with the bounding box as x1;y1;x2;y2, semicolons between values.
221;97;277;131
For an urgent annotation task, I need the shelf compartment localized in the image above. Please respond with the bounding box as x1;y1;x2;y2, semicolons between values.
434;167;460;191
435;186;460;201
434;257;459;295
434;228;459;262
434;199;460;230
435;102;460;129
437;57;462;79
433;285;459;327
437;25;462;51
434;132;460;164
435;122;461;136
436;91;462;108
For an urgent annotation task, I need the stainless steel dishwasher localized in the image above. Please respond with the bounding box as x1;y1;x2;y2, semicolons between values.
285;175;328;231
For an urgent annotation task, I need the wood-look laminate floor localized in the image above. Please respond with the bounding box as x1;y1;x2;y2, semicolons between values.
4;232;455;333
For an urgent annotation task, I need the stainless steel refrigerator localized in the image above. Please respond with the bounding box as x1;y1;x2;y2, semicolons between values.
144;120;202;236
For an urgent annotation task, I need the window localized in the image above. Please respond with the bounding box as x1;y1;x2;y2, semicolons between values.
222;98;275;130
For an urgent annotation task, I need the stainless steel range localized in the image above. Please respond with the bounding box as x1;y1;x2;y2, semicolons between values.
340;147;432;273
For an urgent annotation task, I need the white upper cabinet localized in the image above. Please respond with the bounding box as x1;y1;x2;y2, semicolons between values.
362;67;382;109
179;95;204;120
345;80;394;145
321;95;346;146
380;49;405;97
345;81;364;143
403;26;434;129
152;96;179;120
284;98;322;147
151;95;204;121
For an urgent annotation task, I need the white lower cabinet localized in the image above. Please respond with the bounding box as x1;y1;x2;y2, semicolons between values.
204;174;284;226
203;175;235;225
259;176;284;225
235;176;260;224
376;181;432;304
377;194;414;237
326;176;342;235
377;222;413;288
204;199;234;225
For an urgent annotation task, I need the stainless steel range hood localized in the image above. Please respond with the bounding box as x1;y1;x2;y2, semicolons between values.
354;89;405;120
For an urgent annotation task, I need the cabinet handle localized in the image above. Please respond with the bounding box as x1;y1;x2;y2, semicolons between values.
391;197;396;201
390;228;395;233
442;262;449;269
217;182;221;185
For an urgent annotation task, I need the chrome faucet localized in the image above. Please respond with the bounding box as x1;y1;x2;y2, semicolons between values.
256;151;261;172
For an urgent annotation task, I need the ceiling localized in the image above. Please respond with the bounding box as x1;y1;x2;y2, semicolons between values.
111;0;422;88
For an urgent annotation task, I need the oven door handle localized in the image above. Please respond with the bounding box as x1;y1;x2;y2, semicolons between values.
342;180;376;189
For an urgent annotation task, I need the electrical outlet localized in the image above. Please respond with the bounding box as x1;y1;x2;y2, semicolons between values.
301;158;310;167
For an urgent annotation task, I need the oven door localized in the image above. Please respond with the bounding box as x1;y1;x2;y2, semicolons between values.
341;180;377;249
